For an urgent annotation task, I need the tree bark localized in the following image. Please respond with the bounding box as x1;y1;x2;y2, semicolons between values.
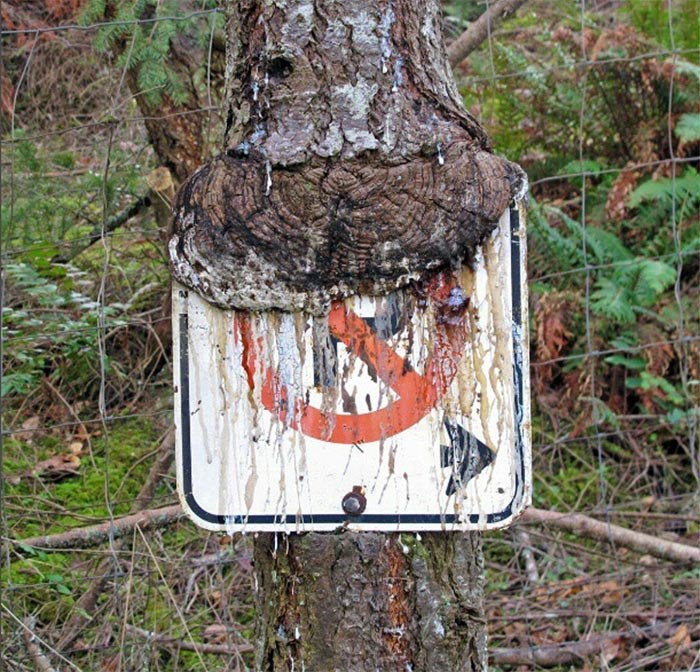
170;0;524;314
254;532;487;671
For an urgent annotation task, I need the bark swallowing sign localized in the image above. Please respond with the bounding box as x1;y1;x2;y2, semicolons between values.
173;203;530;532
169;0;531;533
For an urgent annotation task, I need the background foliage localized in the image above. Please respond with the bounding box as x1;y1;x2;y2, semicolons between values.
2;1;699;670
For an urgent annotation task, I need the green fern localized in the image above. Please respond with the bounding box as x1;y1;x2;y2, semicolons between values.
590;277;637;323
675;113;700;142
627;168;700;259
591;258;676;323
82;0;220;106
531;203;677;324
629;167;700;211
531;203;634;272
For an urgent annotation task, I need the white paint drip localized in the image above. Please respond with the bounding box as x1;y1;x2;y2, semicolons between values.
265;159;273;195
436;143;444;166
380;5;395;73
392;57;404;92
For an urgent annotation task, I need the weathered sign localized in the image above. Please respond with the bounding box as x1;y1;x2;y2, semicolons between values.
174;203;531;532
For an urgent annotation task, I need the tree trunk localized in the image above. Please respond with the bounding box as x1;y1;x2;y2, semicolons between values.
254;532;487;671
171;2;522;669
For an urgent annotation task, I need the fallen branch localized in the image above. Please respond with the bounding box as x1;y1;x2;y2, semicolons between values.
125;625;254;656
55;430;177;653
131;428;177;512
490;632;622;667
489;623;689;667
14;430;178;553
521;507;700;564
15;504;183;551
0;608;80;672
513;527;539;582
447;0;529;67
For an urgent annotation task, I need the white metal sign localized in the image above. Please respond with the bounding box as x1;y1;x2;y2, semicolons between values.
174;204;531;532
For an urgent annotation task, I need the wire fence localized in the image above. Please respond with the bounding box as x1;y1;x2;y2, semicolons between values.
1;1;699;670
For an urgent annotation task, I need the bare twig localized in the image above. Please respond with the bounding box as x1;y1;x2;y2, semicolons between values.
1;607;80;672
43;377;93;463
12;430;176;553
591;510;700;523
513;527;540;582
53;430;176;652
490;631;622;667
125;624;254;655
51;194;151;263
447;0;529;67
131;428;176;512
489;623;695;667
521;507;700;564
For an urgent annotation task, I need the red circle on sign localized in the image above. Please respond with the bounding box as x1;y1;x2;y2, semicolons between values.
237;273;467;444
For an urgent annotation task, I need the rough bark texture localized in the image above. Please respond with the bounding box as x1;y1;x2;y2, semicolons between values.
254;532;487;672
169;0;525;314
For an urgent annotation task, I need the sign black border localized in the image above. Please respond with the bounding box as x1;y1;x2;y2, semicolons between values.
178;204;527;529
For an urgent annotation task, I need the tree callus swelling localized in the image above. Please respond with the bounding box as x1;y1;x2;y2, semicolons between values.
169;0;525;314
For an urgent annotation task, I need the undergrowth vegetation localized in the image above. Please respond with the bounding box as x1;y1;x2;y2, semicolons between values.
462;1;700;668
1;0;699;670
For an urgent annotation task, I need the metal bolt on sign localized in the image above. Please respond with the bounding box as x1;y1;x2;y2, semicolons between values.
342;487;368;516
173;203;531;533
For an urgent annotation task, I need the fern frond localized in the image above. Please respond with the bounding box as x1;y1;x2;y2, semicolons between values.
629;167;700;209
630;260;676;307
675;113;700;142
591;277;636;323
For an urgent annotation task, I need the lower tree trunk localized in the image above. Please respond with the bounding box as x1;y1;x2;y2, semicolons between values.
253;532;486;671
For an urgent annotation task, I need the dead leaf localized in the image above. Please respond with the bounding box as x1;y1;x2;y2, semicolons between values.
16;416;40;442
68;441;84;455
667;624;691;649
601;635;623;664
536;293;573;362
534;292;574;397
605;165;640;223
208;589;222;609
31;453;81;481
580;579;626;605
73;423;91;442
100;654;120;672
203;623;239;643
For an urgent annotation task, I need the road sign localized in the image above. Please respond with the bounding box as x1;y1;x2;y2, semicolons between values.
174;203;531;532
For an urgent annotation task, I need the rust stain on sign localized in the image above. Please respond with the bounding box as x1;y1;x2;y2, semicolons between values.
174;203;531;532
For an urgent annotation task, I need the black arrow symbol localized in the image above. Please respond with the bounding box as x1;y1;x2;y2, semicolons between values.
440;420;495;496
313;293;405;388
